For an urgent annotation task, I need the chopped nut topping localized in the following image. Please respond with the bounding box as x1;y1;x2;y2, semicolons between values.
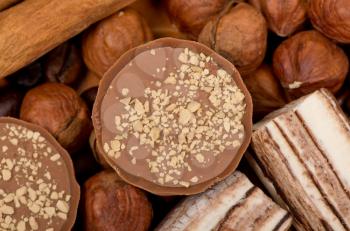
0;123;72;230
103;48;246;187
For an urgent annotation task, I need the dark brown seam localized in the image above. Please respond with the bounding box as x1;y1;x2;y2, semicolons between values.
295;110;350;201
209;0;240;49
215;186;256;230
248;148;303;225
273;119;348;230
272;213;292;231
58;43;70;80
264;127;317;230
57;112;78;137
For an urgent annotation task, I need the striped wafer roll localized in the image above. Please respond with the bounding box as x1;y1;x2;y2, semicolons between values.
156;171;292;231
251;88;350;231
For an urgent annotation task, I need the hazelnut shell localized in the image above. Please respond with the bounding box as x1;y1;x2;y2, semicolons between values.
83;170;153;231
130;0;187;39
165;0;227;39
273;30;349;100
250;0;306;37
82;8;153;77
243;64;287;120
308;0;350;44
44;42;83;86
198;2;267;76
20;83;92;153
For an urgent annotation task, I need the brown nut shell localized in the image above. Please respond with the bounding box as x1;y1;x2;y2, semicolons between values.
82;8;153;77
44;41;83;86
20;83;92;153
243;64;287;120
165;0;227;39
249;0;306;37
309;0;350;44
130;0;187;39
92;38;253;196
83;170;153;231
273;30;349;100
198;2;267;76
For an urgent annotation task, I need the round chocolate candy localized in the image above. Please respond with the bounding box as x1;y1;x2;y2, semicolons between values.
0;117;79;230
92;38;252;195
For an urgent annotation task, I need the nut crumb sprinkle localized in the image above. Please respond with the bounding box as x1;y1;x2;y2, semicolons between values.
103;47;246;187
0;123;72;231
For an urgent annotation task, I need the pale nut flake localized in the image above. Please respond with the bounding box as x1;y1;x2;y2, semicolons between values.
178;108;193;125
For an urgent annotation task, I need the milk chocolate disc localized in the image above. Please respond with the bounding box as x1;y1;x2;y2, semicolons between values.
0;117;79;230
92;38;252;195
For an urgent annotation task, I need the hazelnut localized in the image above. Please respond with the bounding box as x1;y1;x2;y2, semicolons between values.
165;0;227;39
308;0;350;44
20;83;92;153
83;170;153;231
243;64;287;120
198;2;267;76
130;0;187;39
44;41;83;86
249;0;307;37
273;30;349;100
82;8;153;77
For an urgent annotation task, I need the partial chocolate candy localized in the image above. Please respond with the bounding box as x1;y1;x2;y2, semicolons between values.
156;171;292;231
92;38;252;195
250;89;350;230
0;117;79;230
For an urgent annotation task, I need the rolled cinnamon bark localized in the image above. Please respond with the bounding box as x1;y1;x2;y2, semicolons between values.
250;89;350;230
156;171;292;231
0;0;135;78
0;0;21;11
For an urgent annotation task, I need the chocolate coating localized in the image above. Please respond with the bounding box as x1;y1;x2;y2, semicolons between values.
0;117;79;230
92;38;252;195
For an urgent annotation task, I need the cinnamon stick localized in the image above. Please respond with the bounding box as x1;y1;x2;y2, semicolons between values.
0;0;21;12
156;171;292;231
0;0;135;78
250;89;350;230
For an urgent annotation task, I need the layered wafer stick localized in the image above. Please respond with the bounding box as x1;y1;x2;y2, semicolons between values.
156;171;292;231
250;88;350;231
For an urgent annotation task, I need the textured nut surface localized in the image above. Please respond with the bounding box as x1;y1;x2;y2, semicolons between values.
83;170;153;231
82;8;153;77
165;0;227;39
273;30;349;100
309;0;350;43
20;83;91;153
198;2;267;76
244;64;287;120
44;41;83;86
250;0;306;37
130;0;187;39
